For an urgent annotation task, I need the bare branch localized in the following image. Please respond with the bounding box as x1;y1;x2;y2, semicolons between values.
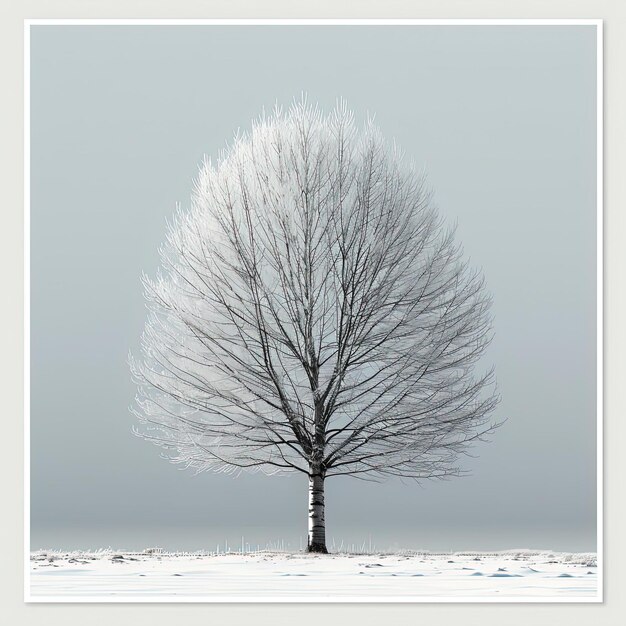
131;99;501;484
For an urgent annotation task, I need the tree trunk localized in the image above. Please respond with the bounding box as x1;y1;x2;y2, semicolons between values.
307;470;328;553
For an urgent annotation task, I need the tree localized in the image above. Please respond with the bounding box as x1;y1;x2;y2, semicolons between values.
130;100;500;553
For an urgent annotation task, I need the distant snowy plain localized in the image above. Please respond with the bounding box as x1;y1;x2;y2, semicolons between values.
29;548;598;601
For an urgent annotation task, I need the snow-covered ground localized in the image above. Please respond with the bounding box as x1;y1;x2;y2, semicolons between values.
29;549;599;601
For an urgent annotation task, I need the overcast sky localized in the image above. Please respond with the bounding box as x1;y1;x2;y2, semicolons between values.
30;25;597;552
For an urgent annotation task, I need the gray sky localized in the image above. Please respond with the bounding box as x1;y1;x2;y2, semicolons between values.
30;25;597;552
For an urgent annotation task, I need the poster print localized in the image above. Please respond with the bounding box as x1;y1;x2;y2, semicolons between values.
26;19;602;602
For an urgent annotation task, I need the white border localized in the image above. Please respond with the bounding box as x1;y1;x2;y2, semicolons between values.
23;18;604;604
24;18;31;606
25;18;602;25
596;21;604;606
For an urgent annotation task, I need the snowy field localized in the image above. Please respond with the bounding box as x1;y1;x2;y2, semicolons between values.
29;549;599;601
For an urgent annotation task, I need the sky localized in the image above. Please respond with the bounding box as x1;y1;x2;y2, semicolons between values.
30;25;598;553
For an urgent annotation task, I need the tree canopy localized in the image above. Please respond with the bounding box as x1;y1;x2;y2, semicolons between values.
130;100;500;484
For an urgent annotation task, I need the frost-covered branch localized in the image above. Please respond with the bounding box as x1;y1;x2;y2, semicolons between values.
130;99;500;484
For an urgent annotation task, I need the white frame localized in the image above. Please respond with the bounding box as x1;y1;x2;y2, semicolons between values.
23;18;604;604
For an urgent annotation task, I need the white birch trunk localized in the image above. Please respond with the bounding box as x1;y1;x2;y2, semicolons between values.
307;470;327;553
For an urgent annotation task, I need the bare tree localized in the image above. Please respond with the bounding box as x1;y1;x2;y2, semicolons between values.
130;100;500;553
